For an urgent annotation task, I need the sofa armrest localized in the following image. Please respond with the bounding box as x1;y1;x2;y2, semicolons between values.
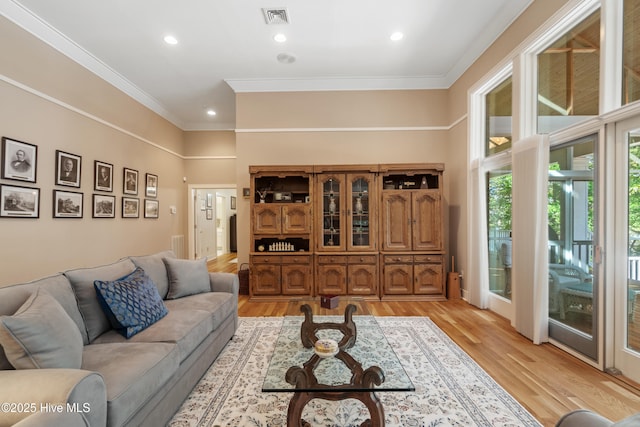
13;412;89;427
209;272;239;297
556;409;612;427
0;369;106;427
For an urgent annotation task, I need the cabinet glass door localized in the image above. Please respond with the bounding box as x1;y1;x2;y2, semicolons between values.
348;175;373;250
320;176;344;250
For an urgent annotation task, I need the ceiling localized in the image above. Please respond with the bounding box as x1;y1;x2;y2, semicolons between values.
2;0;532;131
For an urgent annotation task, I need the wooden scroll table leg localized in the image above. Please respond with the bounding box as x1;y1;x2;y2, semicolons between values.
300;303;358;349
287;390;385;427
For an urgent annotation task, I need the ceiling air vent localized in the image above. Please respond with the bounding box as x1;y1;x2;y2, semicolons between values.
262;8;290;25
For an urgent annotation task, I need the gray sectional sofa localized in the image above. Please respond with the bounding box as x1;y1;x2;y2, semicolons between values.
0;250;239;427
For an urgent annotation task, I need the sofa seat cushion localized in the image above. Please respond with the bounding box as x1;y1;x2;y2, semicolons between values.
92;308;212;362
164;292;236;331
94;267;168;338
82;342;179;427
0;288;83;369
65;259;137;343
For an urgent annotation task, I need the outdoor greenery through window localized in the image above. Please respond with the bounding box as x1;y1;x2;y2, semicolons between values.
485;77;512;156
487;165;512;299
623;0;640;105
537;10;600;134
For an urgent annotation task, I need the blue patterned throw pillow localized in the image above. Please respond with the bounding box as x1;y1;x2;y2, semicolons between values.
94;267;168;338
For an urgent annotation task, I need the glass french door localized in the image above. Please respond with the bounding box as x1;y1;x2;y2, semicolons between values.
548;135;598;361
615;116;640;383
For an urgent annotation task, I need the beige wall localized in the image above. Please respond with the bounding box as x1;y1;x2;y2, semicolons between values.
0;17;186;286
183;131;236;186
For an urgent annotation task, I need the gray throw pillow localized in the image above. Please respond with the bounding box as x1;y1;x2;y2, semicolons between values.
163;257;210;299
0;288;83;369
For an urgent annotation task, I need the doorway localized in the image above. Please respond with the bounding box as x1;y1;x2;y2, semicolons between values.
189;186;237;261
547;135;599;361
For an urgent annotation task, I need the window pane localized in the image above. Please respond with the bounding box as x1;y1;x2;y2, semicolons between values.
486;77;512;156
623;0;640;105
487;164;512;299
537;11;600;134
627;130;640;352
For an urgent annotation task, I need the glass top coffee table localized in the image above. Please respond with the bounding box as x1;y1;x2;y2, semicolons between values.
263;303;414;426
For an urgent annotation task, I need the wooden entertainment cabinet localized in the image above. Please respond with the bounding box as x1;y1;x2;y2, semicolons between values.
249;163;445;301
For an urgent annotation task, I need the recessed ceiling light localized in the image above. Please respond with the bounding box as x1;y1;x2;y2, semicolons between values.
164;35;178;45
206;109;216;116
274;33;287;43
390;32;404;41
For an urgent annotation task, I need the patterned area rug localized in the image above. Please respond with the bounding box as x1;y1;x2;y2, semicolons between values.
169;317;541;427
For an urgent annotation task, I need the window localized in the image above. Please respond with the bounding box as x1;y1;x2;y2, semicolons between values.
486;77;513;156
487;164;513;299
537;10;600;133
623;0;640;105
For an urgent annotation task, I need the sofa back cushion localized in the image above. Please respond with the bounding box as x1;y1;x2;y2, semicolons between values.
65;259;136;343
0;288;83;369
163;257;210;299
0;274;87;368
128;250;176;299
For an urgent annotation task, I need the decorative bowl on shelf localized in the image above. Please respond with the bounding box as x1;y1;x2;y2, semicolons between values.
314;338;339;358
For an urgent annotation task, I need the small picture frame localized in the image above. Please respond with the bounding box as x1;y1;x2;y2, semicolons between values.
123;168;138;195
242;187;250;198
56;150;81;188
1;137;37;183
231;196;236;209
0;184;39;218
207;193;213;207
145;173;158;198
92;194;115;218
206;209;213;220
144;199;159;218
53;190;83;218
94;161;113;192
122;197;139;218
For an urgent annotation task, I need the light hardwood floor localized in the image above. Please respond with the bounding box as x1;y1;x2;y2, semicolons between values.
209;253;640;427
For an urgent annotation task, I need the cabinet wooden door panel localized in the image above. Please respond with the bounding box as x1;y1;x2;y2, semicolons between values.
348;264;377;295
283;205;310;234
414;262;444;295
316;264;347;295
253;205;281;234
383;264;413;294
252;264;281;295
282;264;311;295
381;192;411;251
412;191;442;251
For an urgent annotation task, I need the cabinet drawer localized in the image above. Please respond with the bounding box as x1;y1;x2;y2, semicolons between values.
347;255;377;264
383;255;413;264
317;255;348;264
251;256;282;264
282;255;312;264
414;255;443;264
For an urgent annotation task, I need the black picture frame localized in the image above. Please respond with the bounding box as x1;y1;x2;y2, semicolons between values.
242;187;250;198
145;173;158;198
55;150;81;188
144;199;159;218
0;184;39;218
122;197;139;218
94;161;113;192
92;194;115;218
1;137;37;183
53;190;83;218
123;168;138;195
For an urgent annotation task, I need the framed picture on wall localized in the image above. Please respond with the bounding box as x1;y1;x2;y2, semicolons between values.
231;196;236;209
145;173;158;198
122;197;139;218
92;194;115;218
123;168;138;195
1;137;37;183
144;199;159;218
55;150;81;188
94;161;113;192
0;184;39;218
206;209;213;220
53;190;83;218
